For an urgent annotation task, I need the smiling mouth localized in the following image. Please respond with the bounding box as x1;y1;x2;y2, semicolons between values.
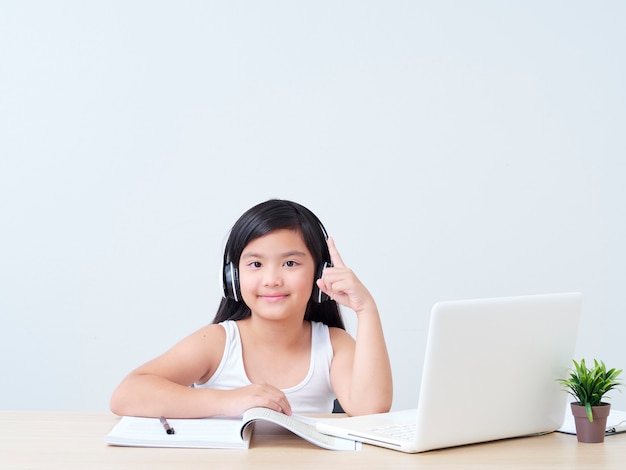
259;294;287;301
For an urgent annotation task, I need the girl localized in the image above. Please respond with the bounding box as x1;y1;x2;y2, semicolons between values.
110;199;392;418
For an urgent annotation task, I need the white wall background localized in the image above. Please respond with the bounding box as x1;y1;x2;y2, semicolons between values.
1;1;625;412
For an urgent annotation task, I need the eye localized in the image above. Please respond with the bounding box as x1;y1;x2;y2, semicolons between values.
284;260;298;267
247;261;262;268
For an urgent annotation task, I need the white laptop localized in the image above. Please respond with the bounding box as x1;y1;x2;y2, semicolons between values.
316;292;582;453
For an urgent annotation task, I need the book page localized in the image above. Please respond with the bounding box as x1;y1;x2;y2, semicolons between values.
105;416;250;448
242;408;360;451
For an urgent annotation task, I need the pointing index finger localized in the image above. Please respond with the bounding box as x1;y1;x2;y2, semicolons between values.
326;236;345;268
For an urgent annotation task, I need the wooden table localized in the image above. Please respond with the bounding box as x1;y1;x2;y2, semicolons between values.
1;411;624;469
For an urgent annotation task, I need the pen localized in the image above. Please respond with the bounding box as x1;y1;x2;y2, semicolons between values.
159;416;175;435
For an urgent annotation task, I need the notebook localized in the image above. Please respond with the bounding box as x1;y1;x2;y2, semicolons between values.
316;292;583;453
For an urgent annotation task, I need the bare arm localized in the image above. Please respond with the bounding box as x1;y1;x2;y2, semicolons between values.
109;324;291;418
318;237;393;416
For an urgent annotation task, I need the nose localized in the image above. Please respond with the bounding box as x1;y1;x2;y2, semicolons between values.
262;265;283;287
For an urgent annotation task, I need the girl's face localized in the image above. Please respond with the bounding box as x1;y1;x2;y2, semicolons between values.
238;228;316;322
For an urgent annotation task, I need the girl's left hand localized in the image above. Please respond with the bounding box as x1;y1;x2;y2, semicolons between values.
316;237;375;315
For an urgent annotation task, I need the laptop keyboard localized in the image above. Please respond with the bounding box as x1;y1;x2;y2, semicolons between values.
369;423;416;440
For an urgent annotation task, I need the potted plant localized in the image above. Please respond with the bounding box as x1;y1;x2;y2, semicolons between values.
558;358;623;443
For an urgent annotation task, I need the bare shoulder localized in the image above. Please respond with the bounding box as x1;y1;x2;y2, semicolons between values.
126;323;228;387
328;326;355;353
185;323;226;352
176;323;227;385
164;323;227;367
194;322;226;339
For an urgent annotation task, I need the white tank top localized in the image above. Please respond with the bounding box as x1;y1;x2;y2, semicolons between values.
195;320;337;414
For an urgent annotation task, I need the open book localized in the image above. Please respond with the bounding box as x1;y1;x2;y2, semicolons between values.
105;407;360;451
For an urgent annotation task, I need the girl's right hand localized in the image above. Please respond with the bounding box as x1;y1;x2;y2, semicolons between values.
216;383;292;417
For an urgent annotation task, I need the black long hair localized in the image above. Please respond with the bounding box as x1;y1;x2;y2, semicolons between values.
212;199;345;329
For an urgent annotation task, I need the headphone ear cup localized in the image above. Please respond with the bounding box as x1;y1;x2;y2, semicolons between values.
312;261;331;303
223;261;241;302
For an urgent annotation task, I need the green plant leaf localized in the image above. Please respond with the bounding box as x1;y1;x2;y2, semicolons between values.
558;358;624;419
585;402;593;422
